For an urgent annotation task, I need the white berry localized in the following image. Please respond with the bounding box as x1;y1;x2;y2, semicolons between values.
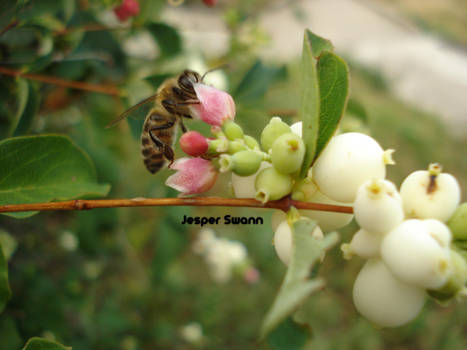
231;161;270;198
342;228;383;260
300;189;354;232
313;133;393;203
290;121;302;137
273;220;323;265
400;164;461;222
354;179;404;234
353;259;425;328
381;219;452;289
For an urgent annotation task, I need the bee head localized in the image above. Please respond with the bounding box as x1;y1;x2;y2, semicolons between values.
178;70;201;96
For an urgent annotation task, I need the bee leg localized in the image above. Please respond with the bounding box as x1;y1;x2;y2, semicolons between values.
179;119;188;133
149;126;175;166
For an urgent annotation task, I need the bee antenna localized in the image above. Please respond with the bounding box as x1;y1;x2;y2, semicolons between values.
201;63;229;82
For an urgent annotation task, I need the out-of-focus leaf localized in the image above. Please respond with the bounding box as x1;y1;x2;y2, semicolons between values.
146;22;182;58
12;80;39;136
0;316;22;350
314;51;349;160
233;60;287;104
346;98;368;123
266;317;311;350
0;135;110;218
0;0;16;30
16;0;64;22
9;79;29;136
299;31;320;178
23;337;71;350
145;73;172;90
260;218;338;339
0;240;11;313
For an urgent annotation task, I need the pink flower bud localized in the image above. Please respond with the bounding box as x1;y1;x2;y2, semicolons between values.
203;0;218;7
190;83;235;126
180;131;209;157
166;158;218;195
114;0;140;22
243;267;260;284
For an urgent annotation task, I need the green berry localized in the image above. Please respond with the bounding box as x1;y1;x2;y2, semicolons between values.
231;150;263;176
244;135;260;150
228;140;247;154
448;202;467;241
223;120;244;140
260;117;291;151
255;167;293;203
271;132;305;174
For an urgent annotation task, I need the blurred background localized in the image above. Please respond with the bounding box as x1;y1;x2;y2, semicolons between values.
0;0;466;349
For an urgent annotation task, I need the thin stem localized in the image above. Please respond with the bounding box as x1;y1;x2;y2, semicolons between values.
0;67;122;96
0;20;19;36
0;197;353;214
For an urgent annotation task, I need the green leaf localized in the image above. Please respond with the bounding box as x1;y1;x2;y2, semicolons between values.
11;79;39;136
146;22;182;58
299;31;320;178
0;240;11;314
23;337;71;350
0;0;16;30
314;51;349;160
266;317;311;350
0;135;110;218
260;218;338;339
233;60;287;104
305;30;334;57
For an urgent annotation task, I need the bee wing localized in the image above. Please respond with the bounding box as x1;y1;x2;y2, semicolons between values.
106;94;159;129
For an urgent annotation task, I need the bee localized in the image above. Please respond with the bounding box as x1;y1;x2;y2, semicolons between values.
107;70;202;174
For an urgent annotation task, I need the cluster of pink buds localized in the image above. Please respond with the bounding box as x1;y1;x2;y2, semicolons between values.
114;0;140;22
165;83;236;196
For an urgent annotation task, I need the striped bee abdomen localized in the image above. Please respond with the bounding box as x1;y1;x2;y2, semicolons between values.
141;109;177;174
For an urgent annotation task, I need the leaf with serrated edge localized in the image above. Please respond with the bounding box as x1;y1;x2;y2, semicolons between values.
23;337;71;350
0;241;11;313
313;51;349;162
0;135;110;218
260;219;338;339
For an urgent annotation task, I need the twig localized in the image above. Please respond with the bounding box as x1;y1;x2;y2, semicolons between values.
0;197;353;214
0;66;122;96
0;20;19;36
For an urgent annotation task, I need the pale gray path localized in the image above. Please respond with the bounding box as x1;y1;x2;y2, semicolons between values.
163;0;467;137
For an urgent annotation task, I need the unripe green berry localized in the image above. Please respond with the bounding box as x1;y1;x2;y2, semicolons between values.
255;167;293;203
447;202;467;241
428;249;467;302
271;132;305;174
260;117;291;151
244;135;260;150
207;137;228;155
228;140;248;154
231;150;263;176
223;120;244;140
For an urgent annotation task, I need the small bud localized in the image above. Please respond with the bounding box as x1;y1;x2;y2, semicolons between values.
448;202;467;241
255;167;293;203
244;135;260;150
114;0;140;22
231;150;263;176
207;137;229;154
166;158;218;195
260;117;291;152
203;0;217;7
223;121;244;140
400;164;461;222
180;131;208;157
190;83;235;126
231;162;270;198
271;132;305;174
228;140;248;154
342;228;383;260
291;177;318;202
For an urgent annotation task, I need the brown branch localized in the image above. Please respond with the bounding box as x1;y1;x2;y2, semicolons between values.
0;66;122;96
0;197;353;214
0;20;19;36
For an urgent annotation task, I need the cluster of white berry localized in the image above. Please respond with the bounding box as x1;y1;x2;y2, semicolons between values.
231;120;466;327
192;228;259;284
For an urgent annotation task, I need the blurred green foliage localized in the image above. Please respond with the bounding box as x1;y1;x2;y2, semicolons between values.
0;0;466;349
